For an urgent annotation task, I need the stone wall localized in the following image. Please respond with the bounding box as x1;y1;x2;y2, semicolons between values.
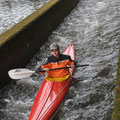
112;49;120;120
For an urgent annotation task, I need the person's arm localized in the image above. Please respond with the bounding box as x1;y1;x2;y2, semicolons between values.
67;56;75;69
70;64;75;69
40;58;50;74
42;68;49;72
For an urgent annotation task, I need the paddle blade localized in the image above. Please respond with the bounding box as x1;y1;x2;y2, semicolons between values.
89;61;107;67
8;69;35;79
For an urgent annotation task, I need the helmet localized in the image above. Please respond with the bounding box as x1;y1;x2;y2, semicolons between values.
50;43;59;50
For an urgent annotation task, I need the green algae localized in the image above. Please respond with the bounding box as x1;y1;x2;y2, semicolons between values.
113;50;120;120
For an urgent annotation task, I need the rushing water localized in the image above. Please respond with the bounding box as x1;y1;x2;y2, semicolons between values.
0;0;120;119
0;0;49;34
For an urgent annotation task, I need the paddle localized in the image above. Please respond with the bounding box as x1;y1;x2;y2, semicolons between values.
8;62;106;80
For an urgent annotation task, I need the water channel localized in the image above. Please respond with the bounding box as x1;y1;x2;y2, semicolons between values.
0;0;120;119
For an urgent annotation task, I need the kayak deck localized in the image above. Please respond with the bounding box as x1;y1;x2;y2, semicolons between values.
29;44;75;120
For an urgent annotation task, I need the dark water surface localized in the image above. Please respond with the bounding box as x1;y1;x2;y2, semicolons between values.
0;0;120;119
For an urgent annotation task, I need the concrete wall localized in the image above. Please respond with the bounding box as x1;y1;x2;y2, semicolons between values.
112;49;120;120
0;0;79;88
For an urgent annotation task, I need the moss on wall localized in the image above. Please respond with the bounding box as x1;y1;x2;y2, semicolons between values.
112;50;120;120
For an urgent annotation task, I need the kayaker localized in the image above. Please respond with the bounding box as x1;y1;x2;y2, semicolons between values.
40;43;75;81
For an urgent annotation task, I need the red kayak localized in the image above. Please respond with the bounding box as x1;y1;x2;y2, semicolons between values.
29;43;75;120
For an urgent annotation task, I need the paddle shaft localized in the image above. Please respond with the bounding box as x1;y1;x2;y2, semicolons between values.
35;64;89;73
8;62;106;79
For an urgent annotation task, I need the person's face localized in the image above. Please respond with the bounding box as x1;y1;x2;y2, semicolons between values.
51;49;59;58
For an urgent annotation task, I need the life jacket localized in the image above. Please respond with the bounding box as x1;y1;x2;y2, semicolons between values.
41;54;74;78
45;74;71;82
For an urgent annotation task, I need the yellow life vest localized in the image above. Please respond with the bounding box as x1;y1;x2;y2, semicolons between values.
45;74;71;82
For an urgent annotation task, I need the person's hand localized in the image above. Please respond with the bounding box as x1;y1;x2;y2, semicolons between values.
71;64;75;69
43;68;49;72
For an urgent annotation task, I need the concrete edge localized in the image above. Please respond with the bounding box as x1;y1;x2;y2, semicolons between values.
112;49;120;120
